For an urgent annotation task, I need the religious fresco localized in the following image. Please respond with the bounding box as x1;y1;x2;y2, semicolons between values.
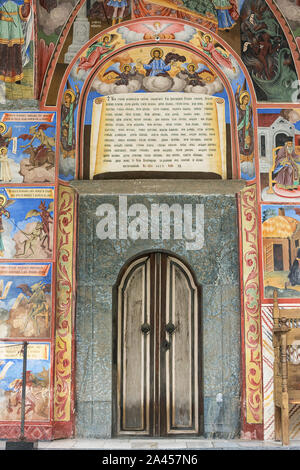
0;342;50;421
0;263;52;338
259;108;300;202
60;31;254;181
262;205;300;299
0;111;56;183
240;0;298;102
131;0;239;31
0;187;54;260
275;0;300;47
0;0;298;443
0;0;35;103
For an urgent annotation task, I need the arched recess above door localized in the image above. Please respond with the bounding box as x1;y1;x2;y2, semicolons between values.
51;18;258;183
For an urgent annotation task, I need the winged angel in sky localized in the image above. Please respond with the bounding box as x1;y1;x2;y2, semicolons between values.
116;21;197;44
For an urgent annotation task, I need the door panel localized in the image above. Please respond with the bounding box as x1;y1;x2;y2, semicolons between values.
115;253;201;437
117;257;152;435
164;257;199;435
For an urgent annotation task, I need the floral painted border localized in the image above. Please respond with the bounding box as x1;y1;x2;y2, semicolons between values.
240;185;263;428
54;184;76;425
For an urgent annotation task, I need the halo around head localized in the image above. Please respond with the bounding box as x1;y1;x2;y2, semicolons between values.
239;90;250;104
121;63;131;72
150;47;163;59
203;33;212;43
64;88;76;103
187;63;196;71
0;122;7;134
102;34;111;43
0;194;7;205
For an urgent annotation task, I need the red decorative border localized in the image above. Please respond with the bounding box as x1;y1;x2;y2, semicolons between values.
0;423;53;441
240;185;263;439
53;184;77;436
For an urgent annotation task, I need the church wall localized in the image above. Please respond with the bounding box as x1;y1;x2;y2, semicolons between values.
0;0;299;442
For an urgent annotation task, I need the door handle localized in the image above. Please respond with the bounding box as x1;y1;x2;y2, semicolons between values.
162;339;171;351
141;322;151;335
165;322;176;335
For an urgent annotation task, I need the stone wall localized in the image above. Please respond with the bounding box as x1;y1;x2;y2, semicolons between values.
73;180;243;438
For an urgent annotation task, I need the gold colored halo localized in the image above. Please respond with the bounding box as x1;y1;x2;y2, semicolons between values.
187;63;196;71
239;90;250;104
102;34;111;43
150;47;163;58
64;88;76;103
0;193;7;205
203;33;212;43
121;63;131;72
0;122;6;134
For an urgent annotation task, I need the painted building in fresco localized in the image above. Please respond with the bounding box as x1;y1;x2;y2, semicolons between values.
0;0;299;441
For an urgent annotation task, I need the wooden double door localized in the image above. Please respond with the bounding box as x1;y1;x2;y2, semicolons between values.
113;252;202;437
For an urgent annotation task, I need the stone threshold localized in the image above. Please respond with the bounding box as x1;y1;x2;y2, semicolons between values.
1;438;299;450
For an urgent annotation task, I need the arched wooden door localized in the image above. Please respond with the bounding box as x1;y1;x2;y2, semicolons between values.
113;252;202;437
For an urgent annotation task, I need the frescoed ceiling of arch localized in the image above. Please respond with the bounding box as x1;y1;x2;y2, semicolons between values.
38;0;300;106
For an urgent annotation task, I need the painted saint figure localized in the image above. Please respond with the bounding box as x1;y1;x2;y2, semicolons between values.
106;0;128;25
273;137;300;190
143;48;171;77
286;248;300;288
77;35;119;72
212;0;239;30
0;121;13;149
235;84;254;162
115;64;137;86
181;64;205;87
60;85;79;160
0;0;31;83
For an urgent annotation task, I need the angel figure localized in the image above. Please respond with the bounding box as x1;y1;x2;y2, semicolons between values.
25;201;54;253
103;63;137;86
77;34;120;73
0;122;13;149
0;194;15;257
197;32;235;71
142;22;175;41
181;63;205;87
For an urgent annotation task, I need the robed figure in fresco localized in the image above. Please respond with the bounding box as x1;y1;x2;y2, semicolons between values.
235;84;254;161
143;48;171;77
0;0;31;83
273;137;300;190
60;85;79;160
286;248;300;288
212;0;239;30
77;35;120;73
